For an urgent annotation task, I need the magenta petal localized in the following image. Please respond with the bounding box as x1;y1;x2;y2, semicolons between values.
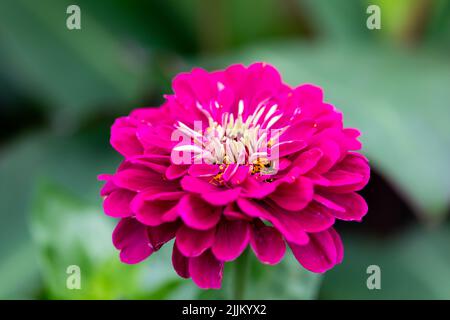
265;205;310;245
324;153;370;192
188;164;220;177
114;168;161;192
178;194;221;230
201;187;241;206
320;170;364;187
180;175;217;193
237;198;271;219
147;221;179;250
189;250;224;289
238;199;309;245
133;192;181;226
269;177;313;211
295;202;336;232
223;202;251;221
112;218;153;264
166;164;189;180
270;140;306;159
250;220;285;265
111;125;143;157
103;189;135;218
221;164;248;185
289;228;340;273
312;140;341;173
318;191;368;221
176;225;216;257
241;176;277;199
329;228;344;264
291;148;323;174
212;219;250;261
172;242;190;279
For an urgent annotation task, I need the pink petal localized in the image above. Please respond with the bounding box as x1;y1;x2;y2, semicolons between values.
110;124;143;157
113;168;162;192
269;176;314;211
201;187;241;206
289;228;341;273
188;164;220;177
313;193;346;212
311;140;341;174
237;198;271;219
166;164;189;180
270;140;306;159
103;189;135;218
324;153;370;192
280;119;318;142
223;202;251;221
176;225;216;257
132;192;182;226
241;176;277;199
295;202;336;232
180;175;217;193
329;227;344;264
222;164;249;186
291;148;323;174
250;220;285;265
147;221;179;250
172;242;190;279
112;218;153;264
264;203;310;245
238;199;309;245
178;194;221;230
317;191;368;221
212;219;250;261
189;250;224;289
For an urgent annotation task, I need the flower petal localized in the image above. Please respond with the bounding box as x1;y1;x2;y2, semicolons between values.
250;220;285;265
289;228;342;273
189;250;224;289
133;192;182;226
176;225;216;257
201;187;241;206
147;221;179;250
188;164;220;177
178;194;221;230
172;242;190;279
110;119;143;157
103;189;135;218
112;218;152;264
166;164;189;180
114;168;162;192
212;219;250;261
269;176;313;211
317;191;368;221
295;202;336;232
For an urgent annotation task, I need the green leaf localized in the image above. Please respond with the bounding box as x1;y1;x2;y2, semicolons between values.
0;0;151;123
208;42;450;219
319;226;450;299
30;182;200;299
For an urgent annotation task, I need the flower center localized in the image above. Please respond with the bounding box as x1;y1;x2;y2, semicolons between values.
174;100;287;176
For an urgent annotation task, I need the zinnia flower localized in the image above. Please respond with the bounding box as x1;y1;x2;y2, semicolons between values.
99;62;370;289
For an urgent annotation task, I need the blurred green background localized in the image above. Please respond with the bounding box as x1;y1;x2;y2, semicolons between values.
0;0;449;299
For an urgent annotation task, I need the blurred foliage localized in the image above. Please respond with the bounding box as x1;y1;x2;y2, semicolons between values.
0;0;449;299
320;226;450;299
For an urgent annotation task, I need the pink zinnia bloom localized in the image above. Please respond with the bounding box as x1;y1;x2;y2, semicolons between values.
99;63;370;289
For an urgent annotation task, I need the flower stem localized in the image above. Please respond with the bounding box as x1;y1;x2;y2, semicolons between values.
233;248;249;300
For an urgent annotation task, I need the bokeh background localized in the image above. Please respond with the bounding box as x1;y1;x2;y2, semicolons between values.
0;0;449;299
